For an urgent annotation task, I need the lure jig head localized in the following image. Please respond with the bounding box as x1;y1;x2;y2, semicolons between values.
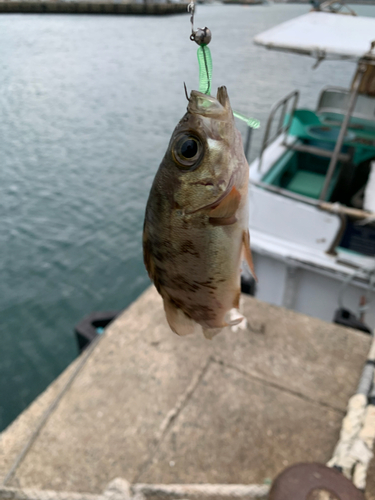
187;1;212;95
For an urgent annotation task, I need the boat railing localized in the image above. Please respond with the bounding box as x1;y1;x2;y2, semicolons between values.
252;179;375;221
258;89;299;172
319;0;357;16
287;141;351;163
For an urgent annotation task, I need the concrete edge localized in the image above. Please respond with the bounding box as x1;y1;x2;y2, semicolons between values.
0;287;158;486
0;479;271;500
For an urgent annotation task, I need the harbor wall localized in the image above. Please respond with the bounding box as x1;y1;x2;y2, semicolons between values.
0;1;189;14
272;0;375;3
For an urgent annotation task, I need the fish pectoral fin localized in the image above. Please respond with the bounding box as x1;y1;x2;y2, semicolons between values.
163;298;202;337
209;186;241;220
242;229;258;282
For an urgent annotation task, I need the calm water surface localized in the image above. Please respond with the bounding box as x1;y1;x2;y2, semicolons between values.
1;3;375;431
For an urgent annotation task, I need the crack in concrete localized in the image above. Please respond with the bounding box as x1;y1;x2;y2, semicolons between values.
213;357;345;415
134;355;213;483
135;352;346;484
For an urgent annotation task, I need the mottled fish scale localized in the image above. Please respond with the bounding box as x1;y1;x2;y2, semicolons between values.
143;86;255;338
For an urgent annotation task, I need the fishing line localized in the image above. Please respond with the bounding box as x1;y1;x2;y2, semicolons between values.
188;1;212;95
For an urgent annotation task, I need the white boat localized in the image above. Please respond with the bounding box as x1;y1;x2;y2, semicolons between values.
241;1;375;332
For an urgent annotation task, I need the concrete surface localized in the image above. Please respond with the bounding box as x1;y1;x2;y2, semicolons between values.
0;286;373;496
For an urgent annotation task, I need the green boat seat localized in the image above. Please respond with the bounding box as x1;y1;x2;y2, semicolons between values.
286;171;326;199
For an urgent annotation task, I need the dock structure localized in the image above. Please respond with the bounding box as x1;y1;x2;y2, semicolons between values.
0;1;189;15
1;286;375;499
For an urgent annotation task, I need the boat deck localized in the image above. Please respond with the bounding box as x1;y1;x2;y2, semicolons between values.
1;286;374;498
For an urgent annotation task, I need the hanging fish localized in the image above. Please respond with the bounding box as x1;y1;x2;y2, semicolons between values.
143;87;256;339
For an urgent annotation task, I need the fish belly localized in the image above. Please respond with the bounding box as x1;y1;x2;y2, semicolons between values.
156;215;243;330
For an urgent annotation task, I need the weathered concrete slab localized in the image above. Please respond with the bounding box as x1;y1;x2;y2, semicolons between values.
140;360;343;485
209;295;369;412
1;285;372;496
4;289;210;493
0;355;82;485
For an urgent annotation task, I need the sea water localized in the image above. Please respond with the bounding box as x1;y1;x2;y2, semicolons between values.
1;3;374;430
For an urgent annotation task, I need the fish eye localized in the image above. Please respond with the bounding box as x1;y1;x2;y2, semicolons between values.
181;139;198;158
173;134;204;170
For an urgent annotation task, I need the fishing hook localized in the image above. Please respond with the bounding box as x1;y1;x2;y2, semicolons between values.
183;82;190;101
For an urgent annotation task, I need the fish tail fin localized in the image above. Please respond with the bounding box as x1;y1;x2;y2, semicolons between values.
163;298;202;337
225;307;244;326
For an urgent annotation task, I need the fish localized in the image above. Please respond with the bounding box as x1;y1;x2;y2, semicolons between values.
143;86;256;339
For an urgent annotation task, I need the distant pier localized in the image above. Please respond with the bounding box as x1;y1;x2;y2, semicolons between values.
222;0;263;4
0;0;189;14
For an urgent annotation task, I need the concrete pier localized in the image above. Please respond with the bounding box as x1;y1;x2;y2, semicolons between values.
0;1;189;15
1;286;374;498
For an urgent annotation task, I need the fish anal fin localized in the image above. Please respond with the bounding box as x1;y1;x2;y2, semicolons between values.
202;327;222;340
209;186;241;220
163;298;202;337
242;229;258;282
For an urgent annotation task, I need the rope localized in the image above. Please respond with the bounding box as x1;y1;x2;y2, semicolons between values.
327;336;375;489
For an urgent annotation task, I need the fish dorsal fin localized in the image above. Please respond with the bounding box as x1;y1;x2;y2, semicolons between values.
143;224;155;282
209;186;241;220
163;298;202;337
243;229;257;282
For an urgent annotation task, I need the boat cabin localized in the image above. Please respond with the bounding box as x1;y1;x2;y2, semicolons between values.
260;82;375;257
243;4;375;329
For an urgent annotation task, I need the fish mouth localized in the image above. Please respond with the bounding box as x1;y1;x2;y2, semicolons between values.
188;88;230;118
185;175;234;215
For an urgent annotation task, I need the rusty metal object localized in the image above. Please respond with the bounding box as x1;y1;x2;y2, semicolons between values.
269;463;365;500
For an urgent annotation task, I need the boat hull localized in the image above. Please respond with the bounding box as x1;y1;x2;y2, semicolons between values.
251;249;375;331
